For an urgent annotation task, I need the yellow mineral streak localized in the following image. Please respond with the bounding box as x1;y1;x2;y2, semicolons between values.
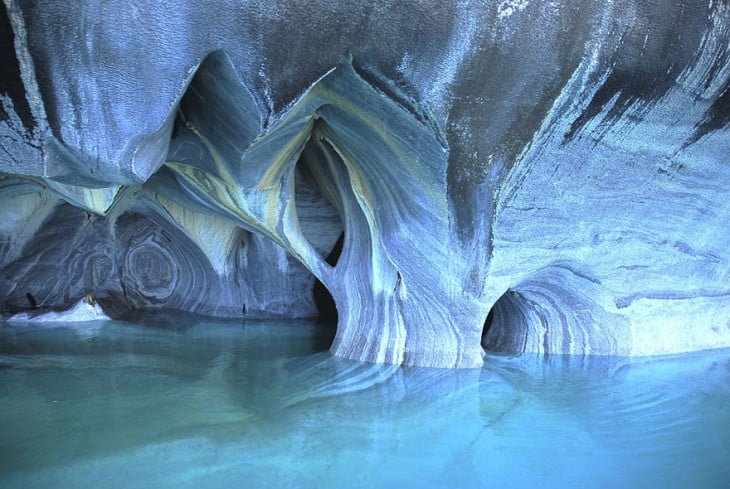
44;180;120;215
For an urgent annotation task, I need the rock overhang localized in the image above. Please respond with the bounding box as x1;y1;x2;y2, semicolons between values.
1;0;729;367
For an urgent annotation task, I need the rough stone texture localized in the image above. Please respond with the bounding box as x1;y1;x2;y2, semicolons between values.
1;0;729;367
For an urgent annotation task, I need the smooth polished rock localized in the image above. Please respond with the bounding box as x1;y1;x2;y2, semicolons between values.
1;0;729;366
0;184;325;319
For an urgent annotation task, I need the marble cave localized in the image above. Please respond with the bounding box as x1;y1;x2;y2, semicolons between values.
1;0;729;369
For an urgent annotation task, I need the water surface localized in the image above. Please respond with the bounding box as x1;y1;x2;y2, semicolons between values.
1;314;728;488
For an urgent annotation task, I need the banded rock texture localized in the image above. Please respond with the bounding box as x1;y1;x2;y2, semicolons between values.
1;0;729;367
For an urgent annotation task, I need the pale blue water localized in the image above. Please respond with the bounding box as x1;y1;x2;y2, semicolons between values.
0;314;728;489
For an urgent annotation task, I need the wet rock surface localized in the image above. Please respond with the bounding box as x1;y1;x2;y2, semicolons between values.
1;1;729;366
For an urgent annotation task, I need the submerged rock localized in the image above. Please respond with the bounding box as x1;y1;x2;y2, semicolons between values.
1;1;729;366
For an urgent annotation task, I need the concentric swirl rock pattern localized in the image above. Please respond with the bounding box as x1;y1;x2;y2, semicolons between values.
1;0;729;367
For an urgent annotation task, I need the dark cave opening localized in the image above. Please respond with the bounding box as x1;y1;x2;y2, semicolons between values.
292;135;345;324
481;289;530;355
313;231;343;322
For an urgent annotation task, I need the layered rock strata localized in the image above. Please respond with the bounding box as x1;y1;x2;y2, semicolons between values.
1;0;729;366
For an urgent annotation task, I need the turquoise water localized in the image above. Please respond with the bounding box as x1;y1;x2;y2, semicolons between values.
0;314;728;489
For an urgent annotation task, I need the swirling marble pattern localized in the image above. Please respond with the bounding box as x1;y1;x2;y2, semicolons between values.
482;263;631;356
0;187;319;319
1;1;729;366
0;203;117;311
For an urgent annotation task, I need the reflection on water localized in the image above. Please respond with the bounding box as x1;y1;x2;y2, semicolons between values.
0;314;728;488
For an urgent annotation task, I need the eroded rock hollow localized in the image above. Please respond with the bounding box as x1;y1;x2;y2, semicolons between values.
1;0;729;367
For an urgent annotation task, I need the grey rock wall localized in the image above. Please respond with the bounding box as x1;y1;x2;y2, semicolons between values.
1;0;729;367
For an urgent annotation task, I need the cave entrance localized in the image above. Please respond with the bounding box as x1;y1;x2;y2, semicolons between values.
166;50;349;325
482;266;621;356
481;289;530;355
313;231;343;322
291;136;344;325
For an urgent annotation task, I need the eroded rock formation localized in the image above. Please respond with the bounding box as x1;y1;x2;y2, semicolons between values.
1;0;729;367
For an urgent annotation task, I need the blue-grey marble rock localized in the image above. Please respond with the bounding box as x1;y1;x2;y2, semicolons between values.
1;0;729;367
